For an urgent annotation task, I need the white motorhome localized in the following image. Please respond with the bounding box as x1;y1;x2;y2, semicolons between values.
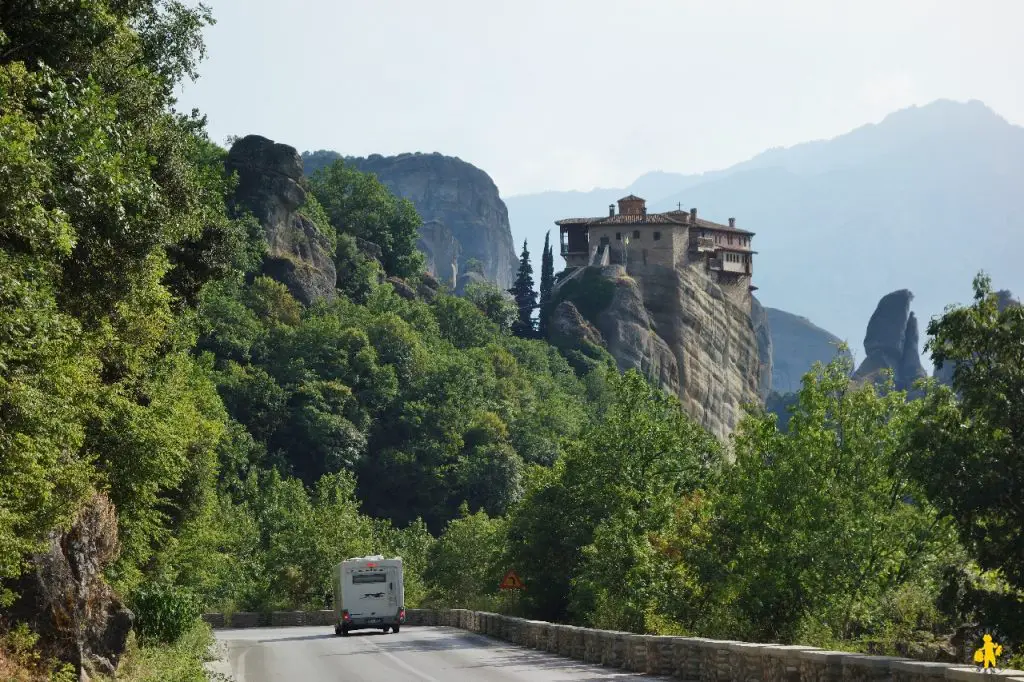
331;555;405;636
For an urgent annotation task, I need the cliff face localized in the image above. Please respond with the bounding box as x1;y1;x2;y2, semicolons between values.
853;290;927;391
766;307;851;393
555;263;762;445
345;153;518;291
750;296;774;401
227;136;336;304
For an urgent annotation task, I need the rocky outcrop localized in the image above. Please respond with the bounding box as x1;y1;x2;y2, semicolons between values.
344;153;518;291
853;290;927;391
750;297;774;401
12;494;132;680
227;135;336;304
550;300;604;349
933;289;1019;385
766;307;852;393
554;263;762;445
594;270;680;394
547;300;616;377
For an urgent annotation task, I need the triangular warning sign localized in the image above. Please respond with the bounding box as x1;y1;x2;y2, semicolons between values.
499;569;524;590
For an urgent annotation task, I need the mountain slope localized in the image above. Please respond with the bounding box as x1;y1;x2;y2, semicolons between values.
765;307;850;393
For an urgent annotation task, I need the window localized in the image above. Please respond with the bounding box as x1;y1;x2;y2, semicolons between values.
653;231;661;241
352;573;387;584
633;230;640;239
616;232;621;240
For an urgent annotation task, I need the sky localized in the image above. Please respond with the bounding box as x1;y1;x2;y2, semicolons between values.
176;0;1024;197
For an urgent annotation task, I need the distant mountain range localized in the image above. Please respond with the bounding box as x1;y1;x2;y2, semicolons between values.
505;99;1024;363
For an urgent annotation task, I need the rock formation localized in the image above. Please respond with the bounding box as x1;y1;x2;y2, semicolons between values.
749;296;774;401
227;135;336;304
12;494;132;680
853;290;927;391
554;262;762;445
765;307;851;393
418;219;461;287
342;152;518;291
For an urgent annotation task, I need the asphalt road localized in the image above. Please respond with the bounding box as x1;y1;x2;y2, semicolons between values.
213;625;670;682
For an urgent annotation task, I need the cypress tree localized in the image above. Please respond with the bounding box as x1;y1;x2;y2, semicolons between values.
508;239;538;337
538;231;555;337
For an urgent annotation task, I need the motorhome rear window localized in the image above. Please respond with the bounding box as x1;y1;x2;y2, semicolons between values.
352;573;386;584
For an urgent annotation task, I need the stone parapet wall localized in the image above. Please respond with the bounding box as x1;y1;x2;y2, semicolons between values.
202;608;1024;682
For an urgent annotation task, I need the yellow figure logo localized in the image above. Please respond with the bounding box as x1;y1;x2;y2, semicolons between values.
973;634;1003;669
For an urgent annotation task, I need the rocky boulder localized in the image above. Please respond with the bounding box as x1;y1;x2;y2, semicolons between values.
854;290;927;391
766;307;851;393
386;276;417;301
227;135;336;304
12;494;132;680
343;152;518;291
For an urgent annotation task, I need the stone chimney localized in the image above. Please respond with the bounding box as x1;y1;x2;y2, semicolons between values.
729;217;736;228
690;208;697;222
609;204;615;217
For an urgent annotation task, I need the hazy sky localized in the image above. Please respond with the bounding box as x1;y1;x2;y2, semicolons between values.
177;0;1024;197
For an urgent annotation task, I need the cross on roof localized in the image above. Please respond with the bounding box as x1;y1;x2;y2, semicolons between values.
676;202;682;210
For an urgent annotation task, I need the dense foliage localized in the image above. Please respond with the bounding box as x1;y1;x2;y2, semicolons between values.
2;0;1022;675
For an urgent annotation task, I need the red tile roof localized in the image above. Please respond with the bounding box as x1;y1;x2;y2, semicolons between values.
557;210;755;236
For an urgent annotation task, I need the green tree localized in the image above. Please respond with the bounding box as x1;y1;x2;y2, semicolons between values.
538;231;555;337
508;239;538;338
503;371;720;623
911;273;1024;590
698;354;957;643
0;0;233;605
465;281;517;332
424;504;504;608
308;160;424;278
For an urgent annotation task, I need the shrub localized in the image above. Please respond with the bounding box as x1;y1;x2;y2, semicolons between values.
131;584;202;644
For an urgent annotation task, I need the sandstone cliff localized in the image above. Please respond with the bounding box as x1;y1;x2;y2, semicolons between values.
306;151;518;291
349;153;517;290
554;263;762;445
227;136;336;304
765;307;851;393
853;290;927;392
750;296;774;401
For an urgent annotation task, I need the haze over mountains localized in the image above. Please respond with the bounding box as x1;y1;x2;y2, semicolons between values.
506;99;1024;362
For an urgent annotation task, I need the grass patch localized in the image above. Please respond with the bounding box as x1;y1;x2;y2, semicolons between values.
109;619;218;682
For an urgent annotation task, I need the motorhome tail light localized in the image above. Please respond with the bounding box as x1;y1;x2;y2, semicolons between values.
398;607;406;623
342;609;351;622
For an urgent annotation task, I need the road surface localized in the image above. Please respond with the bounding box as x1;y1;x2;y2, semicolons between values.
213;625;670;681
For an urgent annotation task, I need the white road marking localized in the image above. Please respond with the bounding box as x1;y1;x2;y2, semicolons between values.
365;635;442;682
